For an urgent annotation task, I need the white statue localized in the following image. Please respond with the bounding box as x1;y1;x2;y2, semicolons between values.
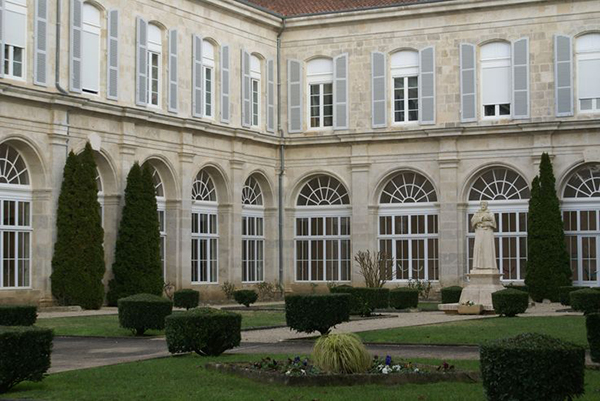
470;201;498;271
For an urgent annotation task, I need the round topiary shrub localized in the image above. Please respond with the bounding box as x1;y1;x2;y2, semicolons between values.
492;288;529;317
329;287;389;316
165;307;241;356
389;288;418;310
441;286;463;304
285;294;351;335
570;288;600;315
233;289;259;307
173;289;200;310
0;326;53;393
559;286;583;306
312;333;371;374
118;293;173;336
0;305;37;326
586;313;600;363
480;333;585;401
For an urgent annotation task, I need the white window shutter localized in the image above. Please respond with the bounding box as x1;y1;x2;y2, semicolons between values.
511;37;529;119
419;46;435;125
0;0;4;79
288;59;302;133
333;53;348;130
106;9;119;100
135;17;148;106
555;35;573;117
267;58;275;133
220;44;230;123
168;29;178;113
371;51;387;128
460;43;476;122
241;49;251;127
70;0;83;93
192;34;203;118
34;0;48;86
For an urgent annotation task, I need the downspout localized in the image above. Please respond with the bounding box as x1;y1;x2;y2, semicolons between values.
55;0;70;155
277;19;286;287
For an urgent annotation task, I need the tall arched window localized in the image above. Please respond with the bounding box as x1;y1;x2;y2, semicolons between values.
203;40;215;118
81;3;100;94
306;58;333;129
0;144;31;288
147;23;162;107
577;34;600;113
562;164;600;285
378;172;439;281
242;176;264;283
143;164;166;278
3;0;27;80
191;170;218;283
295;175;351;282
467;167;530;281
480;42;511;117
391;50;419;123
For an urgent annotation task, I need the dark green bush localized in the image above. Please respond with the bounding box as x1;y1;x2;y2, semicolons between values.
285;294;351;335
389;288;418;310
0;305;37;326
0;326;53;393
559;286;584;306
586;313;600;363
503;284;529;294
118;293;173;335
570;288;600;315
492;289;529;317
441;286;463;304
233;289;258;307
480;333;585;401
173;289;200;310
329;287;389;316
165;307;241;356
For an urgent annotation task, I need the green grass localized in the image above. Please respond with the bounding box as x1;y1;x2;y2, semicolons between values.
36;310;286;337
418;302;440;311
358;316;588;346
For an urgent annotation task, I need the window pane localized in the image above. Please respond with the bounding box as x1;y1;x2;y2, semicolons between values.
581;99;593;110
499;104;511;115
484;105;496;116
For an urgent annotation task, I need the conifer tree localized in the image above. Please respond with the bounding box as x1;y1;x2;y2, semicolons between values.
107;163;163;305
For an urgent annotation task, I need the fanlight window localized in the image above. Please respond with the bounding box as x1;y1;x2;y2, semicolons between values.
468;168;530;201
192;170;216;202
0;144;29;185
242;176;263;206
380;172;437;204
297;176;349;206
564;164;600;198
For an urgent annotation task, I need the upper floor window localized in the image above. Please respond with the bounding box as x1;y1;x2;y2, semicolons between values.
577;34;600;113
81;3;100;94
250;55;261;127
391;50;419;123
203;40;215;118
481;42;511;118
147;23;162;107
3;0;27;80
307;58;333;129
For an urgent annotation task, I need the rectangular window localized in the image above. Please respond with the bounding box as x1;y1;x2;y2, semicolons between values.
393;76;418;123
4;0;27;80
251;78;259;126
242;215;264;283
0;199;31;288
191;211;218;283
309;83;333;128
204;66;213;118
148;52;160;106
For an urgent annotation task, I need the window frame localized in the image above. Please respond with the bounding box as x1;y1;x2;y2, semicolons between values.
576;34;600;115
308;81;333;129
81;2;101;95
3;0;27;81
242;208;264;283
146;24;162;108
479;41;512;120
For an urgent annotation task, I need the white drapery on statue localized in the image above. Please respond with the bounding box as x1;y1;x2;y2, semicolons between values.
470;201;498;271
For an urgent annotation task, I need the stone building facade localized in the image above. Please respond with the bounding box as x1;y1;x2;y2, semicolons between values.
0;0;599;304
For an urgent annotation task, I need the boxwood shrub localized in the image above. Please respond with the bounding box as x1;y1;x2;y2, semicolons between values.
441;286;463;304
586;313;600;363
329;287;389;316
285;294;351;335
0;326;53;393
233;289;259;307
389;288;418;310
570;288;600;315
559;286;584;306
118;293;173;335
492;288;529;317
0;305;37;326
480;333;585;401
173;289;200;310
503;284;529;294
165;307;241;356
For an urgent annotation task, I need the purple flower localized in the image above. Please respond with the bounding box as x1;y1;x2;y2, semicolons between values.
385;355;392;366
294;356;301;363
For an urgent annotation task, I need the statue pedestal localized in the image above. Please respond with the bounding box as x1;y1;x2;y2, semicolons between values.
438;269;504;314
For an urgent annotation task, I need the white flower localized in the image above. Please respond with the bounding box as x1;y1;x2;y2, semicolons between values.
382;366;391;374
301;369;306;375
414;368;420;373
285;370;291;376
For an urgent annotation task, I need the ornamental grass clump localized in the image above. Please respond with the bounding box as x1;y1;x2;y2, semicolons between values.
312;333;371;374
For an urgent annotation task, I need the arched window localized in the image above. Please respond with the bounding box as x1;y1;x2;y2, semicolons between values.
562;164;600;285
391;50;419;123
480;42;511;117
577;34;600;113
3;0;27;79
250;55;261;127
203;40;215;118
378;172;439;281
306;58;333;129
295;175;351;282
191;170;218;283
147;23;162;107
242;176;264;283
143;164;166;278
0;144;31;288
81;3;100;94
467;167;530;281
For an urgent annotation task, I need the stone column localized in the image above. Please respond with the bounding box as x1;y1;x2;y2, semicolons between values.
230;157;245;286
350;144;372;285
178;131;195;289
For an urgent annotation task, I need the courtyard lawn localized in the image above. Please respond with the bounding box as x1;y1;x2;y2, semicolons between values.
357;316;588;347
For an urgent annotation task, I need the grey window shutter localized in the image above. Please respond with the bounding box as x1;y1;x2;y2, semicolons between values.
241;49;251;127
220;44;230;123
267;58;275;133
371;51;387;128
168;29;178;113
460;43;476;122
136;17;148;106
512;37;529;119
106;9;119;100
34;0;48;86
333;53;348;130
555;35;573;117
288;59;302;133
70;0;83;93
192;34;203;118
419;46;435;125
0;0;4;79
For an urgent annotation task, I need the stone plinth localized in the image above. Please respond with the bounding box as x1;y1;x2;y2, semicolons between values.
460;269;504;310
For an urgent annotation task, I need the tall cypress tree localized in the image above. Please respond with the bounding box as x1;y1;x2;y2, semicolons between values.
51;143;105;309
107;163;163;305
525;153;572;301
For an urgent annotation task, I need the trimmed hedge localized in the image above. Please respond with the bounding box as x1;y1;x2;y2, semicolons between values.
0;326;53;393
480;333;585;401
165;307;241;356
389;288;419;310
330;287;389;316
441;286;463;304
118;293;173;336
586;313;600;363
233;289;259;307
570;288;600;315
504;284;529;294
492;289;529;317
173;289;200;310
559;286;584;306
285;294;351;335
0;305;37;326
